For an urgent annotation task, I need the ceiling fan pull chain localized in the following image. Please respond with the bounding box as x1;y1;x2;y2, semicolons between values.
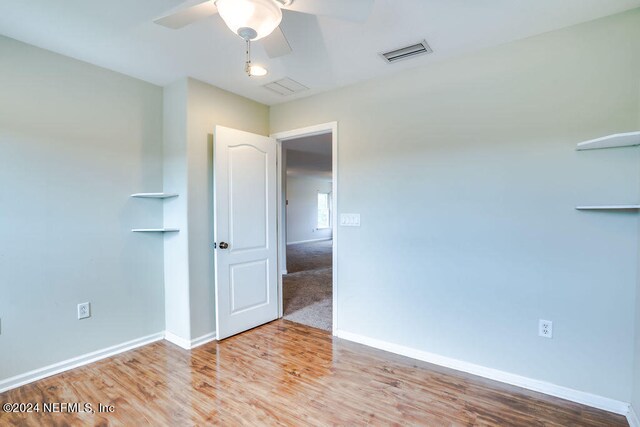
243;39;268;77
245;39;252;76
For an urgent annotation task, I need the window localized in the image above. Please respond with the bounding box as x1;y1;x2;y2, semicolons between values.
317;192;331;229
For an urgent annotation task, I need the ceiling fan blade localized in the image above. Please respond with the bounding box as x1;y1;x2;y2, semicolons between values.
261;26;293;58
154;0;218;29
282;0;374;22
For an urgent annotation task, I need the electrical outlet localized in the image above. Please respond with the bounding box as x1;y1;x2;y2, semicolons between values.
539;319;553;338
78;302;91;320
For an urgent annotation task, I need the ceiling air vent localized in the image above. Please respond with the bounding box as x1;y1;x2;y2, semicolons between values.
263;77;309;96
380;40;433;63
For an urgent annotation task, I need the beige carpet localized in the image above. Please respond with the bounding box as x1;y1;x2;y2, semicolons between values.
283;240;332;331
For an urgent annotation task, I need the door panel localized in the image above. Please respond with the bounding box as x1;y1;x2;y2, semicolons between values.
230;260;269;313
214;126;278;340
228;145;268;251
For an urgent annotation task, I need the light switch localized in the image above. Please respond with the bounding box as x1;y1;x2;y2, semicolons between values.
340;213;360;227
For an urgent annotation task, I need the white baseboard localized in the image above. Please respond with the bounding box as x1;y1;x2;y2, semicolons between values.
0;332;164;394
335;329;630;416
164;331;192;349
287;237;332;245
190;331;217;349
628;405;640;427
164;330;217;350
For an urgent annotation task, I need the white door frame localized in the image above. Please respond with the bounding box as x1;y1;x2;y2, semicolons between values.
271;122;338;335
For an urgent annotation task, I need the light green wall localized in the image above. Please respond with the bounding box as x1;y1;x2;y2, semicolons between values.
271;10;640;401
163;79;191;341
634;250;640;412
633;76;640;413
0;35;165;380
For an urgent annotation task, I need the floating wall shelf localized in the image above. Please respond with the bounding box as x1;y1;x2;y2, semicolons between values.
576;131;640;151
132;228;180;232
131;193;179;199
131;193;179;231
576;133;640;211
576;205;640;211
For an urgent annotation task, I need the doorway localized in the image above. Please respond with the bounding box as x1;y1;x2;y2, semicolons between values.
273;123;338;334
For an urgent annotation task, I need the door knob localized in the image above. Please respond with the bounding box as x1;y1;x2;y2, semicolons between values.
219;242;229;249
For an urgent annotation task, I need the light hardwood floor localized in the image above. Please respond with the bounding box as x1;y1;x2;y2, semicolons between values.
0;320;628;426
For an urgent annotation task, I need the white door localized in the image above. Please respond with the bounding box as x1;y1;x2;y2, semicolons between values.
214;126;279;340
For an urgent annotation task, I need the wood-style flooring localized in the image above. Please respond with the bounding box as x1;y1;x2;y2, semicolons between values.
0;320;628;426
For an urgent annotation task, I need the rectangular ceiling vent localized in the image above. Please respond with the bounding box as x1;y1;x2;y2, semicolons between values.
263;77;309;96
380;40;433;63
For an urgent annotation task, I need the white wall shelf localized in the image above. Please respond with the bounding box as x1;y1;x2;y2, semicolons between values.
576;131;640;151
132;228;180;232
131;193;178;231
576;205;640;211
131;193;179;199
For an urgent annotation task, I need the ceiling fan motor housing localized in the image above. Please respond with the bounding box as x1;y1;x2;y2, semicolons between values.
216;0;284;41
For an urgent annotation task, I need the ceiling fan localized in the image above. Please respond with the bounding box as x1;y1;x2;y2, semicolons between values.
155;0;374;77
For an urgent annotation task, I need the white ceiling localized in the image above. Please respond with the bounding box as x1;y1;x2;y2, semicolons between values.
283;134;332;156
286;149;332;178
1;1;639;105
284;134;332;178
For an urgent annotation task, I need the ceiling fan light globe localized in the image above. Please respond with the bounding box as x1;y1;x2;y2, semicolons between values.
216;0;282;41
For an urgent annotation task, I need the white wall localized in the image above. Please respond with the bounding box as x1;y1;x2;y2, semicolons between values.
633;90;640;417
0;35;165;380
286;174;332;244
271;10;640;402
163;77;269;343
